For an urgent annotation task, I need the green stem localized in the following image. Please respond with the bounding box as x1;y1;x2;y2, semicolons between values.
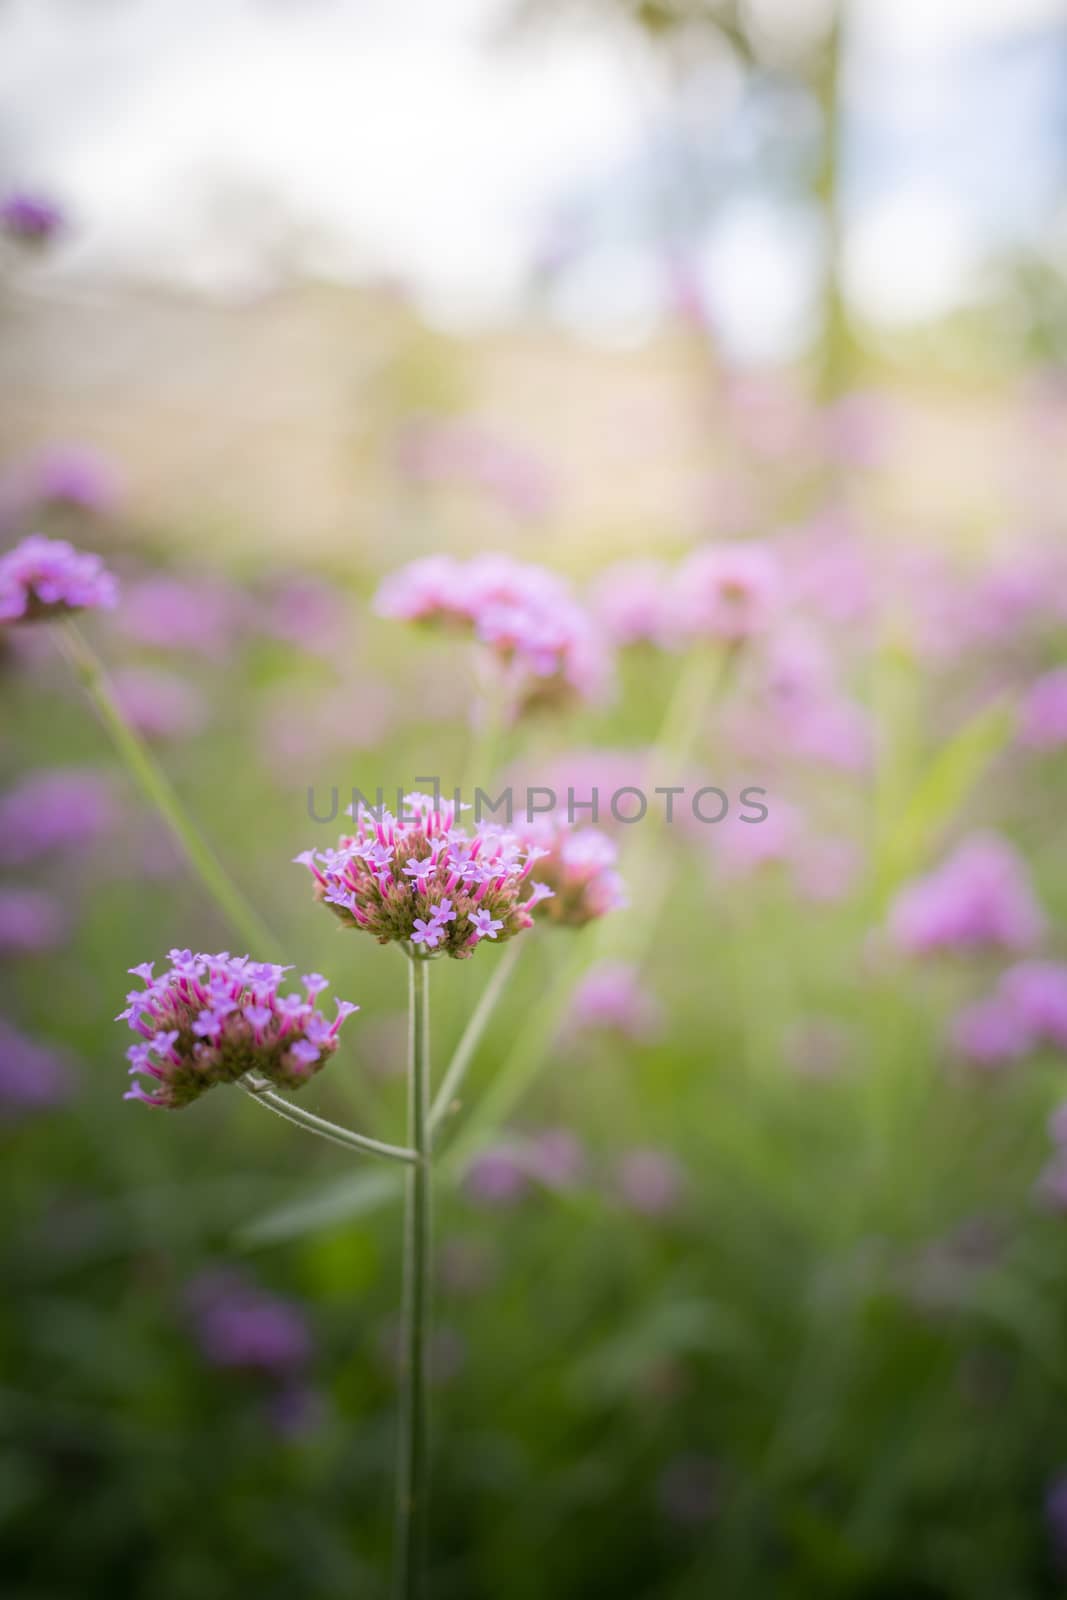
242;1079;418;1165
429;938;524;1132
55;621;278;957
394;954;432;1600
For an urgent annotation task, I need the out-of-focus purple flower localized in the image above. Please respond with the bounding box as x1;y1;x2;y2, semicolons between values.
671;542;780;643
32;446;123;516
0;190;64;244
780;510;874;625
119;951;359;1108
1020;667;1067;750
0;768;118;867
0;888;66;955
567;961;663;1042
523;1128;587;1190
0;534;118;624
888;833;1044;957
951;995;1032;1069
265;1382;326;1439
709;802;799;881
590;560;674;648
1035;1154;1067;1213
255;576;350;657
999;962;1067;1050
463;1145;531;1206
1045;1474;1067;1565
299;791;548;958
375;553;611;715
111;667;208;742
513;812;626;927
615;1148;685;1217
396;417;556;522
0;1016;74;1118
117;574;245;659
185;1269;312;1377
656;1453;718;1527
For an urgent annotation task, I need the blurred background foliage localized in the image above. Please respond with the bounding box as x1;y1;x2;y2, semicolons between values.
3;0;1067;1595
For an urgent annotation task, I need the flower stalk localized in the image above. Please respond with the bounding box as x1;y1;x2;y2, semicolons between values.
56;620;278;957
395;951;433;1600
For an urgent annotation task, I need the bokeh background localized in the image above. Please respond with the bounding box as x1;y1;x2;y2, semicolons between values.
4;1;1067;1595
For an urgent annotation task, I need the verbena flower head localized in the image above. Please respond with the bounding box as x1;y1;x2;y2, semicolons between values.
0;534;118;623
950;995;1032;1069
119;951;358;1109
888;832;1045;956
297;792;545;959
0;190;64;244
33;444;123;516
672;541;780;642
513;812;627;927
375;553;610;713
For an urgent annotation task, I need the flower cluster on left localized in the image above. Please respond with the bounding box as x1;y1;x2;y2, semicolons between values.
120;951;359;1109
0;533;118;623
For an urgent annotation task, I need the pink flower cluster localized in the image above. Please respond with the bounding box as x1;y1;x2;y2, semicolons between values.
119;951;358;1109
888;833;1044;956
297;792;552;958
672;541;780;642
0;534;118;624
566;960;663;1041
374;553;610;713
514;812;627;927
953;961;1067;1069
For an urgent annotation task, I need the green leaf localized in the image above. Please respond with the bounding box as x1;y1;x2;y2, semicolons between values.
234;1167;403;1250
877;695;1016;899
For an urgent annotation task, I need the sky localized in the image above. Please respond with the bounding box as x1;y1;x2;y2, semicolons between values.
0;0;1063;356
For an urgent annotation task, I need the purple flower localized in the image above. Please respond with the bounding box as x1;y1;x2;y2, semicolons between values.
0;534;118;624
117;574;245;658
0;1016;74;1118
999;961;1067;1049
567;962;663;1042
0;768;118;867
119;950;358;1109
298;792;548;960
951;996;1032;1069
670;541;780;642
375;553;611;714
888;833;1045;956
1046;1474;1067;1566
1020;667;1067;750
185;1269;312;1377
590;559;675;649
0;190;64;244
513;813;626;928
463;1145;531;1207
111;667;208;742
615;1148;685;1217
0;888;66;955
31;445;123;516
